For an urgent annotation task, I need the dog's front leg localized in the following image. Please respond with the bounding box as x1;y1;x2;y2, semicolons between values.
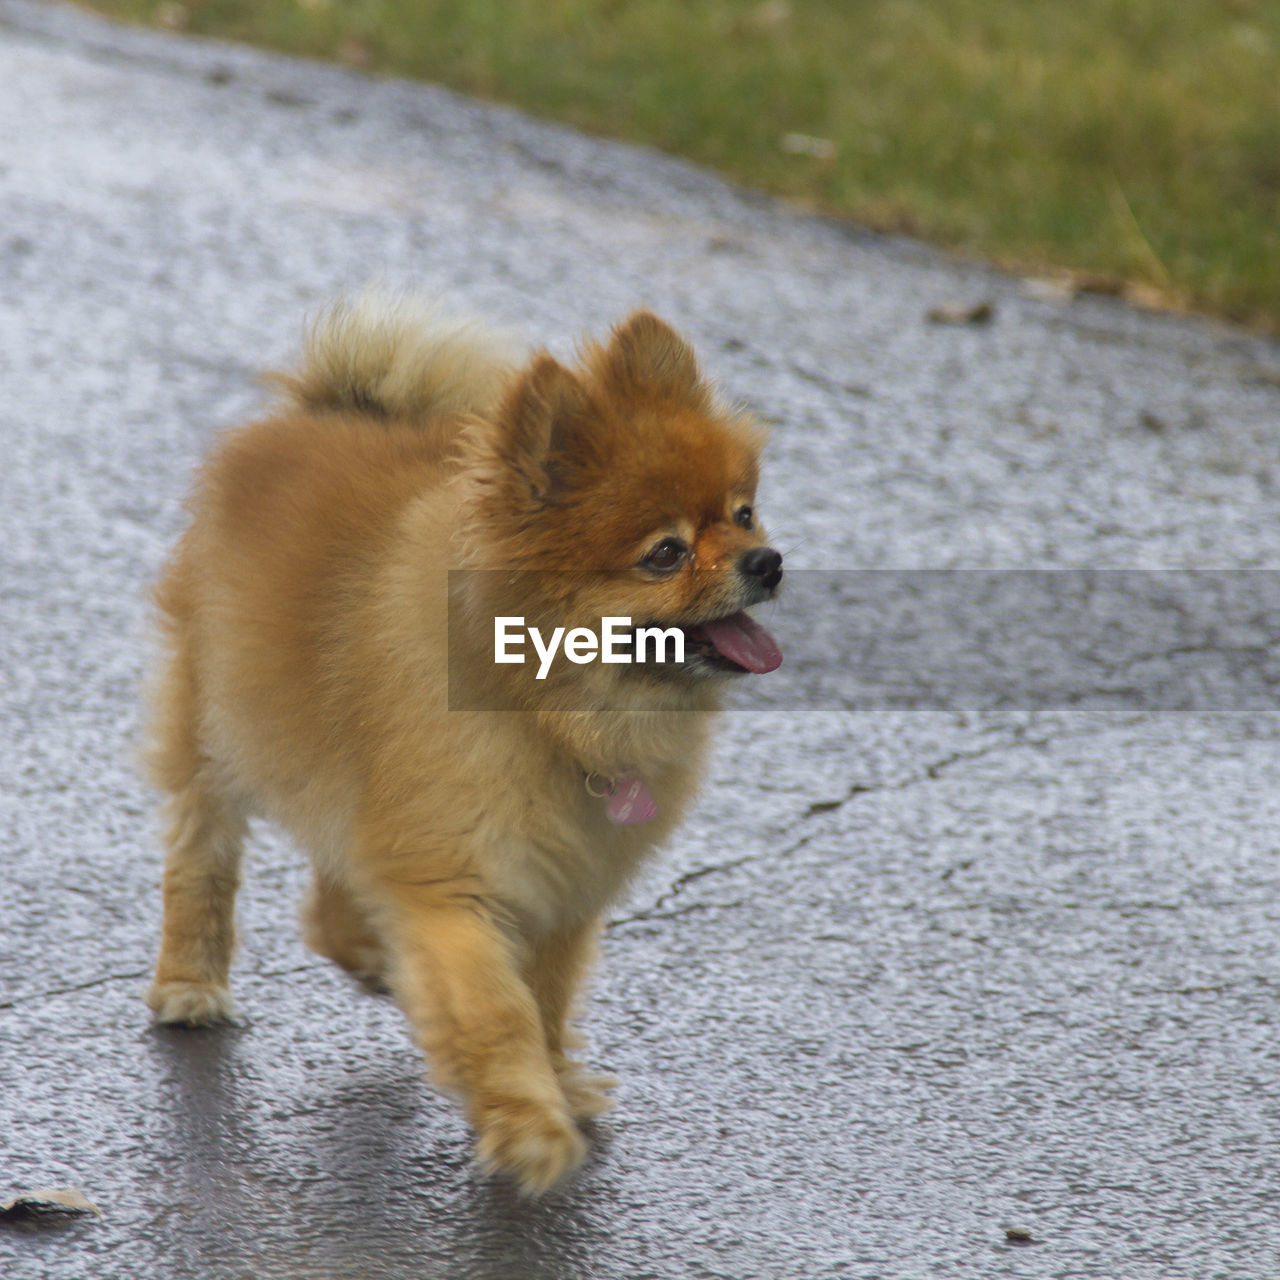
361;872;586;1196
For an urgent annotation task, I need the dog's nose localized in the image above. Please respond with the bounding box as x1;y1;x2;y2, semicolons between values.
739;546;783;591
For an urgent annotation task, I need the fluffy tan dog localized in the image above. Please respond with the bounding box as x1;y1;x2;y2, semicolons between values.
144;295;783;1194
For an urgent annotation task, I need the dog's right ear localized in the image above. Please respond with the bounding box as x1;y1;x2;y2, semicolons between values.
493;354;603;502
595;311;711;412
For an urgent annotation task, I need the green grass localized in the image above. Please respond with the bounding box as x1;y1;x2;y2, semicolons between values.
85;0;1280;329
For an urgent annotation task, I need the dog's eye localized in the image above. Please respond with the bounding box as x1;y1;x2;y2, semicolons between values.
643;538;687;572
735;505;754;530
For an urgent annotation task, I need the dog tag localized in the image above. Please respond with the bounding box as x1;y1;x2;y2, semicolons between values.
605;773;657;825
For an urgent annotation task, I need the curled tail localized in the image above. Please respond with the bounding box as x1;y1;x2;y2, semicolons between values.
271;291;525;422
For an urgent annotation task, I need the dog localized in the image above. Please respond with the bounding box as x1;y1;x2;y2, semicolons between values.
144;294;783;1194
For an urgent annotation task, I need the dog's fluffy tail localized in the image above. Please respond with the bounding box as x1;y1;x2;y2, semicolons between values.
271;291;525;421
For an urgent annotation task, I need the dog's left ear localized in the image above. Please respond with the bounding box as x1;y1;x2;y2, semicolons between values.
597;311;711;412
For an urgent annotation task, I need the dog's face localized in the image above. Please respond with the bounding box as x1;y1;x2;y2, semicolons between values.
459;312;782;688
592;393;783;679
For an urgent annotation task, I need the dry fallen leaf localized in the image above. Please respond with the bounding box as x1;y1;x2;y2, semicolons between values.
739;1;791;33
337;36;374;69
1023;277;1077;303
780;133;836;161
154;3;188;31
0;1187;101;1220
926;301;995;326
1073;274;1127;298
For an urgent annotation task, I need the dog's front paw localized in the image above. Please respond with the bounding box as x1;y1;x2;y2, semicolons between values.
147;979;238;1026
475;1100;587;1196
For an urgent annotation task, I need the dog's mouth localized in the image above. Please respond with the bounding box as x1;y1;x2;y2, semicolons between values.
680;610;783;674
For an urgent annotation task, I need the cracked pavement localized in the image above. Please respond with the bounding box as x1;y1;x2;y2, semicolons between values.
3;2;1280;1277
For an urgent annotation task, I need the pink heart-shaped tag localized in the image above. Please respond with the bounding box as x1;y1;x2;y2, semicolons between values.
605;773;657;825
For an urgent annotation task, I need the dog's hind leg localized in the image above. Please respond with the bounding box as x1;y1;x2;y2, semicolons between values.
301;872;388;989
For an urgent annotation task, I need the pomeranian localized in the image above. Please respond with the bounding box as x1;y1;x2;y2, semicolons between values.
144;294;783;1194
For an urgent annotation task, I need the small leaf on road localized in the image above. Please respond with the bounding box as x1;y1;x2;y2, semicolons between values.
0;1187;101;1221
927;300;994;325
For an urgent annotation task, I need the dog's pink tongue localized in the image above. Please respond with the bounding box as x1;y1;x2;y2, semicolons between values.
702;611;783;673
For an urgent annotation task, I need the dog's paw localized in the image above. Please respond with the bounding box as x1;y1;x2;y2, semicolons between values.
475;1100;588;1197
302;920;388;987
146;979;238;1026
555;1061;618;1120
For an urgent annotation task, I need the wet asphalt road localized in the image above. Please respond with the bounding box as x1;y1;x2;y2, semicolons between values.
4;2;1280;1277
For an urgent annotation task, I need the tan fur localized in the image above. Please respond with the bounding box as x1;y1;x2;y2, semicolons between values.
144;296;778;1195
269;290;526;420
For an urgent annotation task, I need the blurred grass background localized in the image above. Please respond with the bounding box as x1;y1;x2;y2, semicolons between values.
83;0;1280;330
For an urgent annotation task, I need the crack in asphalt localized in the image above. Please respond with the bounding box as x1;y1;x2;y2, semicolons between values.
0;961;331;1013
608;713;1148;931
0;968;150;1009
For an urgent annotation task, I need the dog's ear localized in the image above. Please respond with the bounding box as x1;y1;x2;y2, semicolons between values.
495;354;602;501
597;311;711;411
